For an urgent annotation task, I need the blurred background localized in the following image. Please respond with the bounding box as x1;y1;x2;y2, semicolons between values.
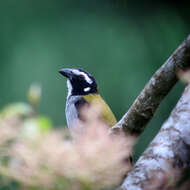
0;0;189;160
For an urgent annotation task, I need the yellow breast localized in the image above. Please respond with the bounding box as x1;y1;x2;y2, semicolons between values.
83;94;117;126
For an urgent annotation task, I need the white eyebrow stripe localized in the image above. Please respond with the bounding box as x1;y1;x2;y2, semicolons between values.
84;87;91;92
71;69;93;84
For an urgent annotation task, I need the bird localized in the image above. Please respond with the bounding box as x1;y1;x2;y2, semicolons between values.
59;68;117;129
59;68;133;165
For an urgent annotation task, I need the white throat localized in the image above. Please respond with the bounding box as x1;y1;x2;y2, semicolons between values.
66;80;73;99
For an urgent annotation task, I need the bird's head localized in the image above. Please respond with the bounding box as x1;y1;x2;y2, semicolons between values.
59;68;98;97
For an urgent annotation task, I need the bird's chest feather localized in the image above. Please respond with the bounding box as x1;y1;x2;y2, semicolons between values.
65;96;83;129
65;94;117;128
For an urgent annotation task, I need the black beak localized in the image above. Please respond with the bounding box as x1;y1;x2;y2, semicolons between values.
59;68;73;79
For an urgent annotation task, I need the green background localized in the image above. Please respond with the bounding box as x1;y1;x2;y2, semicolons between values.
0;0;189;160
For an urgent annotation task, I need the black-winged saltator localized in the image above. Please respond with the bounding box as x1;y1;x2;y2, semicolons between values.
59;68;117;129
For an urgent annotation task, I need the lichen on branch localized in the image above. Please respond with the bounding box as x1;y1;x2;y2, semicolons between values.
121;83;190;190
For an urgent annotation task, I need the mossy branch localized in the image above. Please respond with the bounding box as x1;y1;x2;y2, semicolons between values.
112;34;190;136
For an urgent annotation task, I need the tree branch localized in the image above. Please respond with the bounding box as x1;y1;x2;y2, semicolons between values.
121;83;190;190
112;35;190;136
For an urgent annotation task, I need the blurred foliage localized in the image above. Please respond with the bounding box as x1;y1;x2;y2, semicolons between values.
0;0;189;164
0;95;132;190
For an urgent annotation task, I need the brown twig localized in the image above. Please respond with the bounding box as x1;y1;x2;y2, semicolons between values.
112;35;190;136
